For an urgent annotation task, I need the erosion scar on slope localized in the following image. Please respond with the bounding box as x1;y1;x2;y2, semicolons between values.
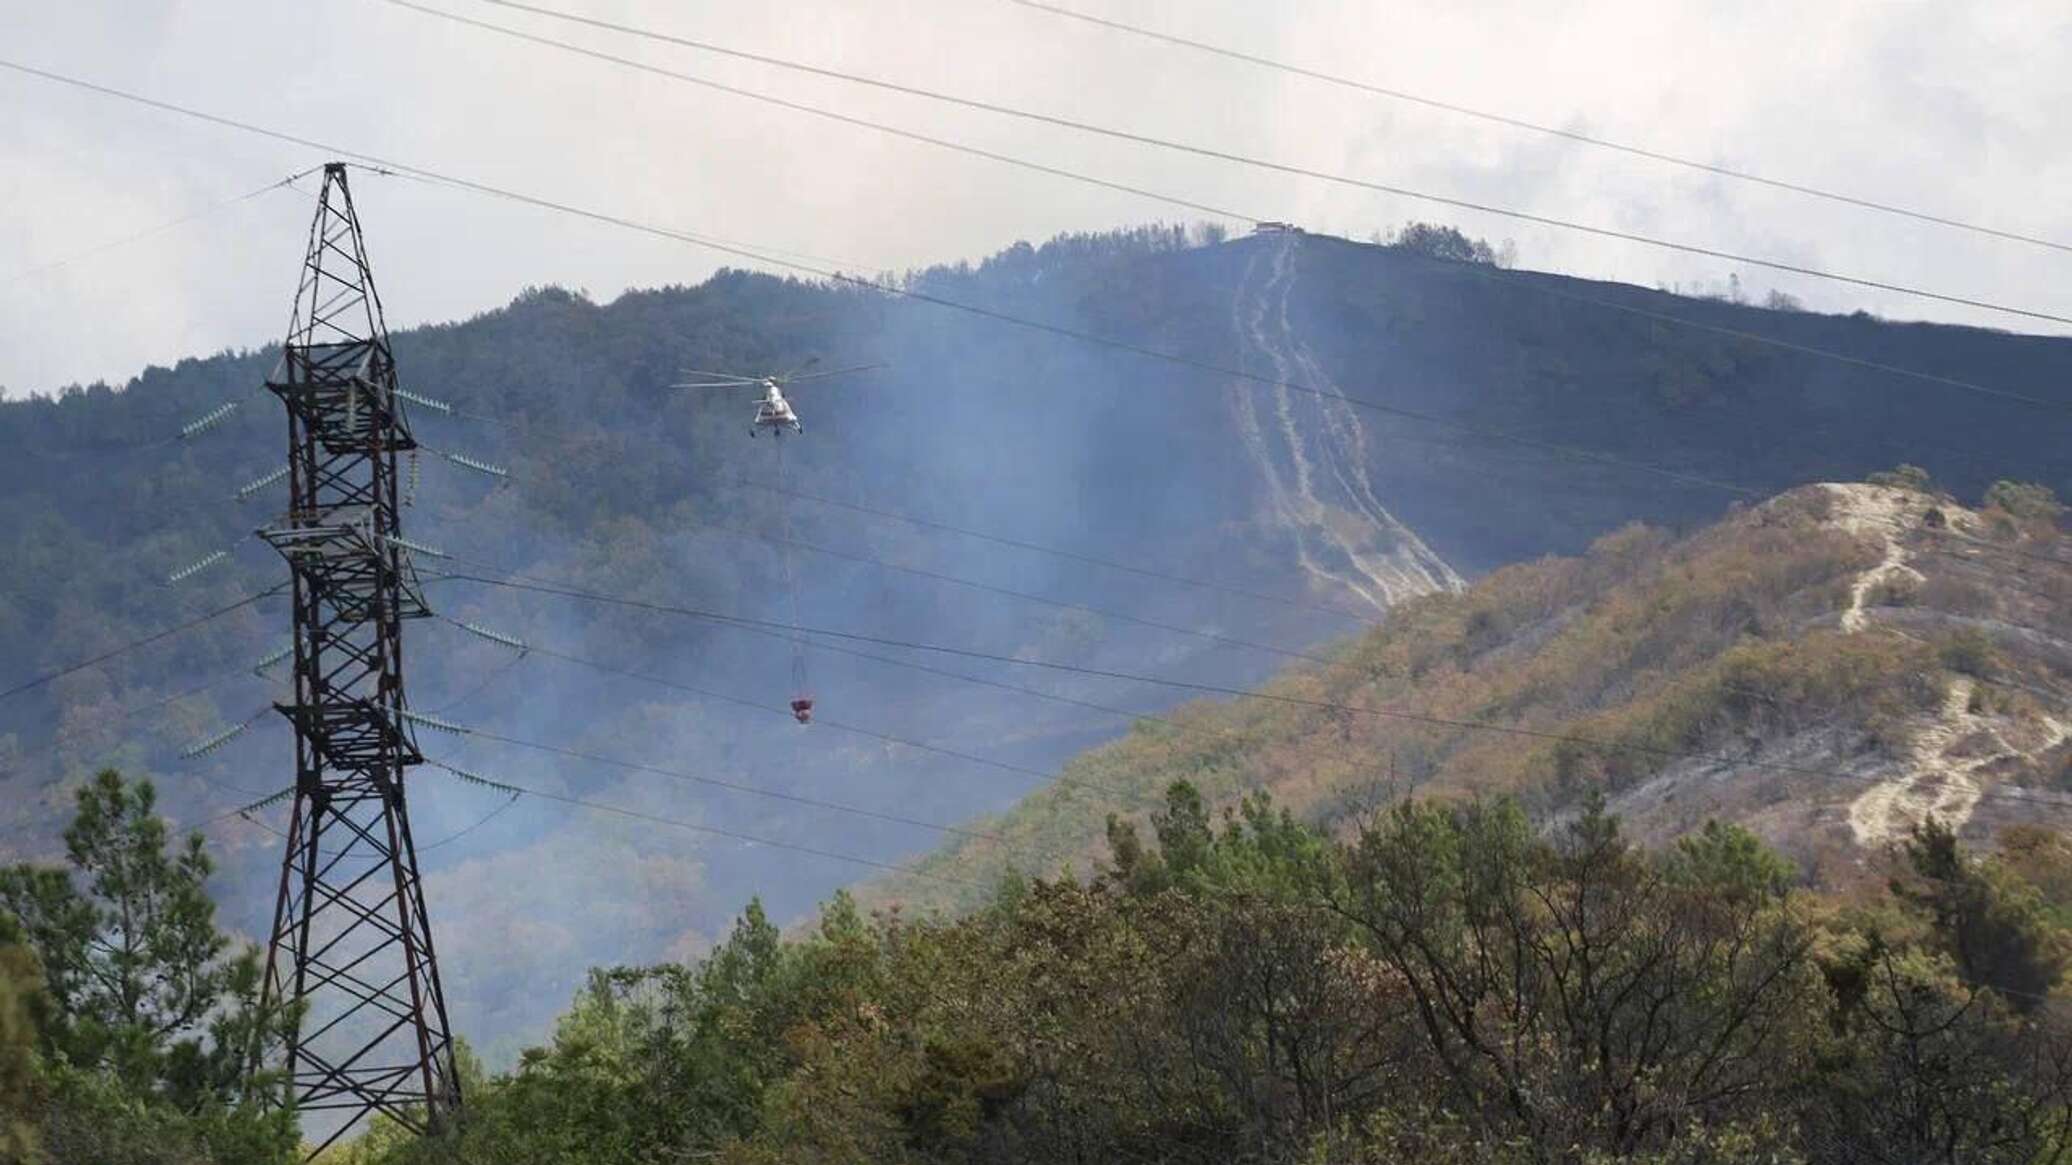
1225;234;1461;614
1828;484;2071;847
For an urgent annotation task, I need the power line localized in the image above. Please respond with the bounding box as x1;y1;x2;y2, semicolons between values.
177;734;511;852
13;666;261;766
491;625;1133;799
421;757;979;884
373;165;883;276
387;2;2072;414
0;59;859;284
383;0;1250;226
439;0;2072;330
172;786;295;836
495;601;1661;847
4;166;322;286
0;586;283;704
430;421;2044;803
425;552;1483;812
304;33;2072;429
425;710;1011;843
11;50;2063;762
418;790;523;852
72;522;2041;845
362;3;2070;418
50;4;2050;427
1386;243;2072;414
999;0;2072;257
3;55;2046;506
720;477;1375;620
689;513;1361;665
425;650;529;715
7;145;2052;725
426;540;1435;814
436;554;1265;762
439;499;2053;759
98;509;2056;874
806;631;1260;733
439;566;2072;816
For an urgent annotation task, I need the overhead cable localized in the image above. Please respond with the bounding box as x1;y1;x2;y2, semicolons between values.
690;515;1358;665
999;0;2072;256
4;166;320;285
0;585;283;704
440;566;2072;816
383;4;2072;415
461;620;1133;798
3;54;2049;505
431;0;2072;329
411;695;1009;841
422;758;979;884
721;477;1373;620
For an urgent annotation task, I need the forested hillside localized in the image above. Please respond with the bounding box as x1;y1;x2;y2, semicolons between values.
3;224;2069;1068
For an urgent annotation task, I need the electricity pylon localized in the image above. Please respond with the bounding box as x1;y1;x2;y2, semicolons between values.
251;162;458;1156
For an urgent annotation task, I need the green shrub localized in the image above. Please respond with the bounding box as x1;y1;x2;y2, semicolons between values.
1867;464;1934;492
1984;480;2063;521
1938;630;1997;678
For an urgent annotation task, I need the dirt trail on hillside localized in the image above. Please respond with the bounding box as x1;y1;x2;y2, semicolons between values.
1848;677;1981;845
1847;675;2072;846
1819;484;2072;847
1227;236;1461;613
1829;484;1967;844
1826;483;1924;634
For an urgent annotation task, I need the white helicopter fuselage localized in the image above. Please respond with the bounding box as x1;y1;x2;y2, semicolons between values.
751;379;802;435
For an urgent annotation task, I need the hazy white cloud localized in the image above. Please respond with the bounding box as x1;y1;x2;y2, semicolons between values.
3;0;2070;395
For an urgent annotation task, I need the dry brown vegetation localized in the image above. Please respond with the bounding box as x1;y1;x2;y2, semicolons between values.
872;480;2072;914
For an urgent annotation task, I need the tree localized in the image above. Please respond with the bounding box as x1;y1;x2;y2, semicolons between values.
0;770;291;1163
345;790;2072;1164
1664;820;1796;902
1;941;41;1164
1866;464;1934;493
1984;480;2062;522
1805;943;2072;1164
1340;795;1823;1156
1897;819;2070;1009
1391;222;1500;265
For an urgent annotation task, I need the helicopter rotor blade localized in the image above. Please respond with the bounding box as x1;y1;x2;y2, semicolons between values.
780;362;888;386
669;381;756;391
776;355;823;382
674;367;763;383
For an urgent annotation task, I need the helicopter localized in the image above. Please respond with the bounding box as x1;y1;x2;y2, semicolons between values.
670;358;882;438
668;357;885;724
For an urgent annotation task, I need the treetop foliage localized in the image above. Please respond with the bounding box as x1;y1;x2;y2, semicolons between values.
0;770;293;1164
347;780;2072;1165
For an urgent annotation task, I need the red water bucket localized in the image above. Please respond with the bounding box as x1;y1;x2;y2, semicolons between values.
790;697;814;724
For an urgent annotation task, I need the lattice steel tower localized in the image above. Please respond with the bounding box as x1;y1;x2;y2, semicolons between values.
252;162;458;1154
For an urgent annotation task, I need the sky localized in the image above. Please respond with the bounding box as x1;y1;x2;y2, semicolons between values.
3;0;2071;396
